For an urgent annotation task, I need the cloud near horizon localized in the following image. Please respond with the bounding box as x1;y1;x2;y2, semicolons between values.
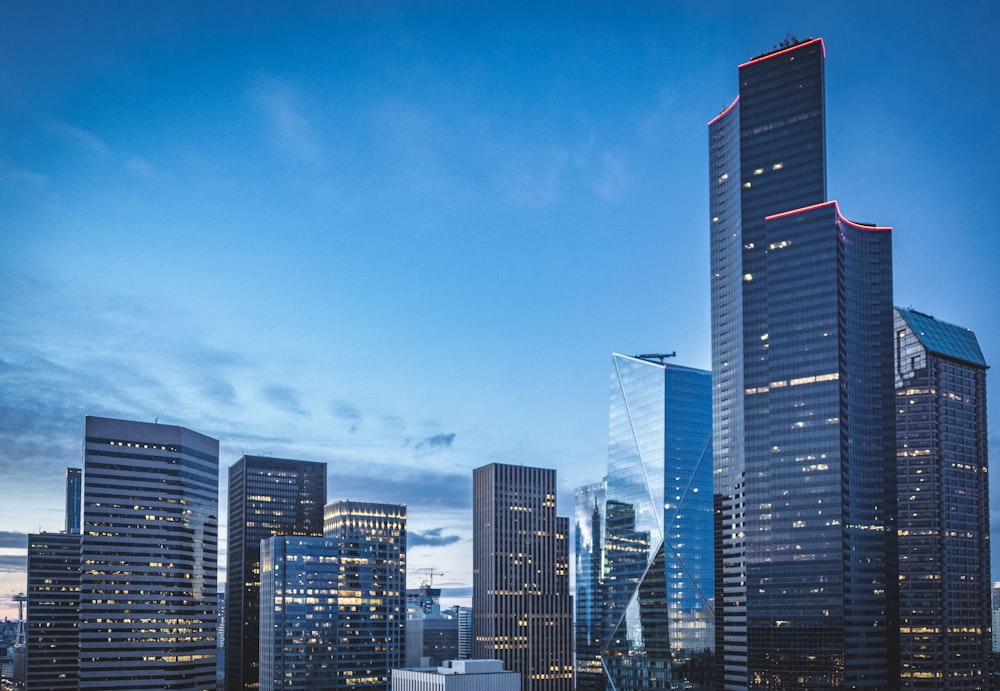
408;527;461;548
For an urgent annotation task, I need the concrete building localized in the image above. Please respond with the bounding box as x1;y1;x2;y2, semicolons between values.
472;463;572;691
78;416;220;690
392;659;519;691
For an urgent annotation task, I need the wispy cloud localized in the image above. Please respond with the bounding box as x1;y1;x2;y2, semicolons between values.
261;384;308;416
409;527;461;548
46;120;111;157
326;462;470;510
591;150;629;202
413;432;456;457
0;555;27;573
248;77;326;167
332;401;362;432
123;155;156;178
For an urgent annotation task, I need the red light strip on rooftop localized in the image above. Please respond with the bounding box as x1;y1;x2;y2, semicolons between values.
708;95;740;127
764;200;891;232
739;37;826;69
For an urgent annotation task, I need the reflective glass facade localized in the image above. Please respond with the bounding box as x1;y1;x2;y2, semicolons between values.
259;536;342;691
574;481;605;691
895;308;990;689
79;416;219;690
709;39;897;690
600;356;713;691
225;455;326;691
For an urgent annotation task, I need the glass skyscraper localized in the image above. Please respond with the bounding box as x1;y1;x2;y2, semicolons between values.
894;308;990;689
225;455;327;691
709;38;897;689
79;416;220;690
25;531;80;690
599;355;713;691
574;481;605;691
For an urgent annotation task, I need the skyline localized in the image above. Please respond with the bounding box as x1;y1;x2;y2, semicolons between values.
2;2;1000;622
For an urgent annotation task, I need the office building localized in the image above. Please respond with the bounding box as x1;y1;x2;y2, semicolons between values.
456;607;473;661
472;463;572;691
259;536;342;691
993;583;1000;654
225;455;326;691
25;532;80;690
573;481;605;691
324;500;408;691
79;415;219;690
65;467;81;534
709;38;897;689
391;659;520;691
895;308;990;689
581;355;713;691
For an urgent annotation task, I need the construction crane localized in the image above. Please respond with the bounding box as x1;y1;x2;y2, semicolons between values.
418;568;445;588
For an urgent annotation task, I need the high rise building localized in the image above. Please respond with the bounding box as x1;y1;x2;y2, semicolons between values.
259;535;343;691
25;532;80;691
993;583;1000;654
324;500;408;691
576;355;714;691
225;455;326;691
64;467;81;534
894;308;990;689
709;38;897;689
472;463;573;691
79;415;219;690
455;606;473;660
391;659;520;691
573;481;605;691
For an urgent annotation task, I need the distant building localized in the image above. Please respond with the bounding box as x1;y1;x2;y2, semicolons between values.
392;659;520;691
573;481;605;691
895;308;991;689
64;467;81;534
225;455;327;691
325;500;408;691
406;586;459;667
456;606;473;660
78;416;220;690
472;463;573;691
25;532;80;690
992;583;1000;653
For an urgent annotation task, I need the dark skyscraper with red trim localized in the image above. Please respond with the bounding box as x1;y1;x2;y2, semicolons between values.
709;38;898;689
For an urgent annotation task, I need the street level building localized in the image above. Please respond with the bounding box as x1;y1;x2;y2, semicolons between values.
895;308;990;689
709;38;897;689
225;455;326;691
79;416;220;690
392;659;520;691
472;463;573;691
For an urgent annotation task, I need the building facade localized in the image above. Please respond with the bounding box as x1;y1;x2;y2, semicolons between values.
79;416;220;690
259;536;342;691
391;659;520;691
472;463;573;691
25;532;81;691
65;467;81;534
894;308;990;689
709;39;897;689
573;480;605;691
600;356;714;691
324;500;408;691
225;455;327;691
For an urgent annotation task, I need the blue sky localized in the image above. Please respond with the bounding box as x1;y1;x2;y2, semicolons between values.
2;2;999;620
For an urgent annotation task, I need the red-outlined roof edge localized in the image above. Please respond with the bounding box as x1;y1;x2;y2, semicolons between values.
739;37;826;69
764;200;891;232
708;95;740;127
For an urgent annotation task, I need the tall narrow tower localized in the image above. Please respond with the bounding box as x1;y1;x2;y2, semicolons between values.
709;39;897;690
894;308;990;689
79;415;220;690
225;455;327;691
473;463;573;691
